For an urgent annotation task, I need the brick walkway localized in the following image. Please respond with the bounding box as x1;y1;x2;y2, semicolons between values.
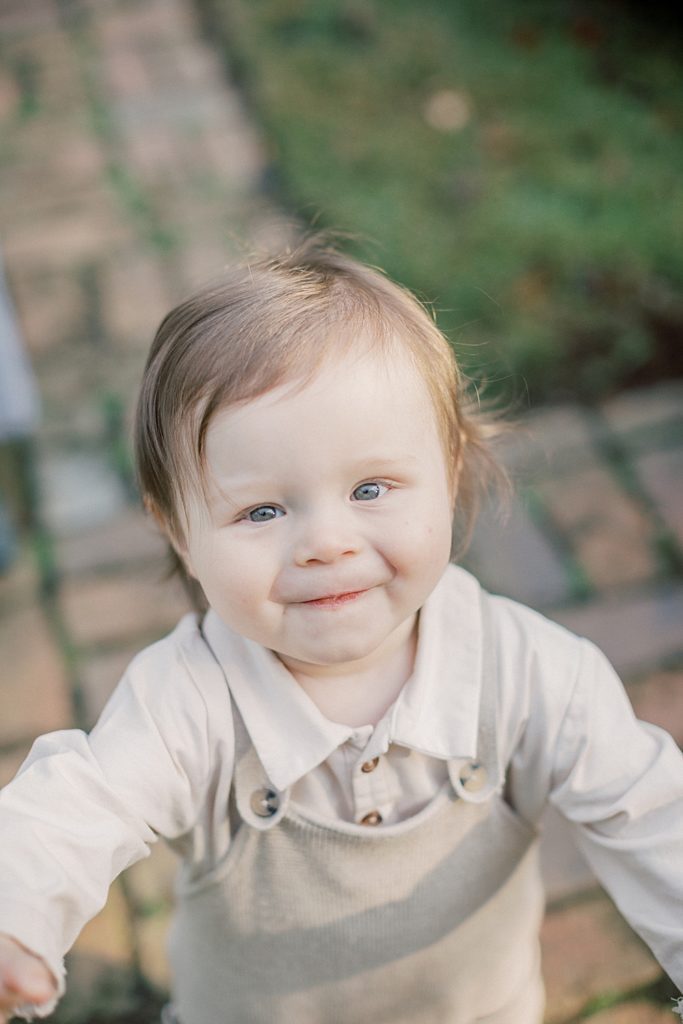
0;1;681;1021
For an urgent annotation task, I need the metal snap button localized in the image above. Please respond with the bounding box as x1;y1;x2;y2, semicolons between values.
250;787;279;817
361;757;380;773
360;810;383;826
459;762;488;793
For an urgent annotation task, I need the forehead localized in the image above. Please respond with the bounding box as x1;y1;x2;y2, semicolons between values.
202;346;440;472
215;345;435;423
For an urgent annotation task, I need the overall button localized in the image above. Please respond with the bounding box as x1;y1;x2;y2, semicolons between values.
459;762;488;793
360;810;383;826
360;757;380;773
250;787;279;817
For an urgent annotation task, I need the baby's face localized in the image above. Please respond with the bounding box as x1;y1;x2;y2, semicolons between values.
180;346;454;678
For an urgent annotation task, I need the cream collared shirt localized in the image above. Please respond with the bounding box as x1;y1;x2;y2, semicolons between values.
0;564;682;1008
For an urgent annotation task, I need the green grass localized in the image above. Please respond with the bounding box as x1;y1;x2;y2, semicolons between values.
207;0;683;404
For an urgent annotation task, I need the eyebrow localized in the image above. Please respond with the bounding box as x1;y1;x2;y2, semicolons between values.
206;455;419;509
207;483;257;513
353;455;420;470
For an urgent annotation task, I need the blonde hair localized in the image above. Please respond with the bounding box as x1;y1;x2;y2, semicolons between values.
134;237;506;587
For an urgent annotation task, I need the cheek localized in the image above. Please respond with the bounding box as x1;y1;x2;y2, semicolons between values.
386;511;452;573
189;534;278;603
418;517;453;563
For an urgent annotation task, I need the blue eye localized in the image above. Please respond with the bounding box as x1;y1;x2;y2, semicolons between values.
246;505;284;523
352;482;387;502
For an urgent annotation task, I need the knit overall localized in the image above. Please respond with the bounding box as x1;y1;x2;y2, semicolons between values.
166;593;546;1023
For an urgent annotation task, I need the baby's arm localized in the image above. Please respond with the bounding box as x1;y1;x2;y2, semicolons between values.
0;616;224;1018
496;598;682;991
0;935;57;1023
548;638;683;988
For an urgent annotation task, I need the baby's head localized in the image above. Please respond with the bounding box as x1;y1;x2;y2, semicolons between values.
136;238;501;560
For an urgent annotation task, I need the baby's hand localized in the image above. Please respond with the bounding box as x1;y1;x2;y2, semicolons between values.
0;934;56;1023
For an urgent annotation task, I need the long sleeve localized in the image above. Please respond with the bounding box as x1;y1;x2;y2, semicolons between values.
0;614;227;1015
491;591;683;992
549;638;683;988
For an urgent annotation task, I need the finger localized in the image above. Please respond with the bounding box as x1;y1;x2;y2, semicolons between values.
6;962;56;1004
0;960;55;1008
0;984;24;1015
0;937;57;1014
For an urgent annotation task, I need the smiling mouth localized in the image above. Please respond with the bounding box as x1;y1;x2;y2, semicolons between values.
300;589;369;609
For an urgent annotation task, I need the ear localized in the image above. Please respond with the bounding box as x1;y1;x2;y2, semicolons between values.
172;543;197;581
143;495;197;579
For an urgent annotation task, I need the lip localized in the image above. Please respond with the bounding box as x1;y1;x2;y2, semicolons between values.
299;589;370;609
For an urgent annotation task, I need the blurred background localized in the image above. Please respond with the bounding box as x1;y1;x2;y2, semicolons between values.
0;0;681;1021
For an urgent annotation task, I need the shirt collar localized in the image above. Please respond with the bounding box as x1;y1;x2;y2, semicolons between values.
202;563;483;791
388;564;482;761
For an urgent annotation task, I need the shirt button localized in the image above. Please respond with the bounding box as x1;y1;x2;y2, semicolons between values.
459;762;488;793
360;756;380;773
360;810;383;826
250;787;279;817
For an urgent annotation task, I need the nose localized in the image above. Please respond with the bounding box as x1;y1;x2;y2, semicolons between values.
292;507;361;566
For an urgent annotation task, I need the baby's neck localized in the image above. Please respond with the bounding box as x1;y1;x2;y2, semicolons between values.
279;615;418;729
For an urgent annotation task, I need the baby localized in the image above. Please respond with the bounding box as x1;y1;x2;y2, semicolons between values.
0;240;681;1024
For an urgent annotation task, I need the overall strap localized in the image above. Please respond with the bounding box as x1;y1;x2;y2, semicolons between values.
229;694;291;831
447;588;504;804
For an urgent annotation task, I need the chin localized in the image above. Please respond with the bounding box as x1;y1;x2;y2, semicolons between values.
298;638;385;667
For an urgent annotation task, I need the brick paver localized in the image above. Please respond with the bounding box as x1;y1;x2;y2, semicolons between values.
636;448;683;549
0;605;72;745
0;0;681;1021
40;450;128;536
541;895;662;1022
535;464;657;589
588;1004;679;1024
61;573;191;649
136;910;173;989
554;585;683;677
463;492;572;608
74;881;134;968
495;404;597;481
79;647;145;724
601;381;683;439
0;748;32;790
0;541;39;613
7;266;84;358
627;670;683;747
54;507;167;576
100;250;172;345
